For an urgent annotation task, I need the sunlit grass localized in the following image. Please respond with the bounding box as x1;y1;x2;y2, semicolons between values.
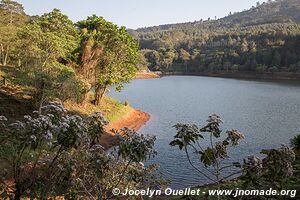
64;95;133;123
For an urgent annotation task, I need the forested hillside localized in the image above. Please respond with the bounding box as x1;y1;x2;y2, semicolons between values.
133;0;300;74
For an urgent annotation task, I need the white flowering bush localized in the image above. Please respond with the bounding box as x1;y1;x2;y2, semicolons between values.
170;114;245;184
243;145;295;190
0;102;163;199
290;134;300;152
117;127;157;162
170;114;297;197
55;127;162;200
0;102;96;199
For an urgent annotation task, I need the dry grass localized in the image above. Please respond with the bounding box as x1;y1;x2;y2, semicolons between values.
64;95;133;123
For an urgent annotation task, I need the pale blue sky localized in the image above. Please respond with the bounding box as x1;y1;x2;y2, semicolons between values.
17;0;266;29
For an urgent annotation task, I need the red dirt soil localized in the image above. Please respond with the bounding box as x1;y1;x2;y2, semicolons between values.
99;109;150;150
135;72;160;79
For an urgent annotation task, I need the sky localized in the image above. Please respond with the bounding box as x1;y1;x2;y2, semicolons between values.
17;0;266;29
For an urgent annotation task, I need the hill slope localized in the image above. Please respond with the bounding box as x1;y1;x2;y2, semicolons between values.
132;0;300;75
133;0;300;33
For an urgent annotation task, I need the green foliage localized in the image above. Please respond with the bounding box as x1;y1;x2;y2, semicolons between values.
0;0;26;26
18;9;78;67
0;102;164;199
134;0;300;74
179;48;190;63
170;124;203;150
136;51;150;70
290;134;300;152
170;114;245;183
170;116;298;200
0;0;27;66
76;15;139;105
0;102;95;198
243;145;295;191
37;8;79;59
255;64;268;73
13;10;84;107
117;128;157;163
1;4;139;108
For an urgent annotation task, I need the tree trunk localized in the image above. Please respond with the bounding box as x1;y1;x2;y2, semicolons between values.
0;44;4;65
14;184;22;200
185;62;188;73
94;85;107;106
3;46;9;66
18;58;21;67
34;80;46;113
10;11;13;26
2;76;6;86
38;95;44;114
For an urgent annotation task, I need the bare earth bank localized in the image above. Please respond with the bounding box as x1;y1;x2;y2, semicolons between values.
100;109;150;150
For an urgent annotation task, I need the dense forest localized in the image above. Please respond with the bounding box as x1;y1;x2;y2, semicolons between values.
132;0;300;74
0;0;147;109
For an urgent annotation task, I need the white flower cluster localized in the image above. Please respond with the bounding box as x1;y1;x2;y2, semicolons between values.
244;155;263;176
0;115;7;128
244;145;295;179
207;114;223;125
41;101;67;117
277;145;295;177
58;114;88;142
117;127;157;162
0;115;7;121
1;102;108;150
88;112;108;126
215;141;228;158
226;129;245;145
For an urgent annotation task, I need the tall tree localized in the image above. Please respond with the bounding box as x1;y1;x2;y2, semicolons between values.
0;0;25;25
179;48;190;72
37;8;79;59
76;15;138;105
0;0;27;66
17;10;81;110
240;38;249;53
143;50;160;71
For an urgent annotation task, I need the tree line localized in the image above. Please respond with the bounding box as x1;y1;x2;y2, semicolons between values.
0;0;142;109
133;0;300;74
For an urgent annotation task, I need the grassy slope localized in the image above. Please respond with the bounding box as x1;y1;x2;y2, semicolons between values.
0;88;132;124
0;68;132;124
64;96;133;123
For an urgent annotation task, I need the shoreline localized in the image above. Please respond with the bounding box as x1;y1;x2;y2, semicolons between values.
63;98;151;150
161;71;300;81
99;109;151;150
134;70;300;81
135;71;161;79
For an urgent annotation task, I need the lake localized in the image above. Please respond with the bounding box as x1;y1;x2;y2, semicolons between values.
109;76;300;189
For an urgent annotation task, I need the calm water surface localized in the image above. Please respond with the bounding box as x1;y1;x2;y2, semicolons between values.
109;76;300;189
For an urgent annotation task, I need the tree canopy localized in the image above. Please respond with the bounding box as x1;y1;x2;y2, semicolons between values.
134;0;300;74
76;15;138;105
0;5;139;108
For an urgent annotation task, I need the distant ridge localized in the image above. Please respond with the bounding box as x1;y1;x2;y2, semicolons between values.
130;0;300;76
132;0;300;33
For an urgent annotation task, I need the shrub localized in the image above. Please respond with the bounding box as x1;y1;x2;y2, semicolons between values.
170;114;245;184
243;145;295;191
0;102;164;199
290;134;300;152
